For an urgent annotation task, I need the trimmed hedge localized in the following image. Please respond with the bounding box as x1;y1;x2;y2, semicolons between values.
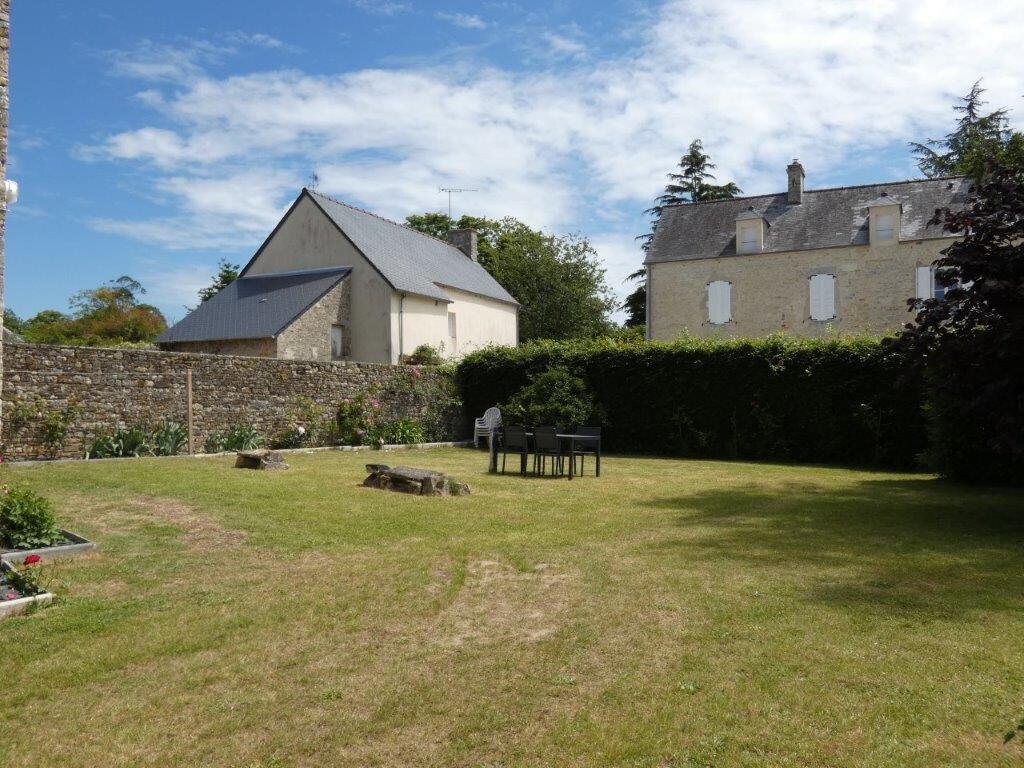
457;336;926;468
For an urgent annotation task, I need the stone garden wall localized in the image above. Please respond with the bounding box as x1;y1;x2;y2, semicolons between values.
1;342;460;460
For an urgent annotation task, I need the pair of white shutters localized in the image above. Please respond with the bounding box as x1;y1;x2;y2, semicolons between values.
809;274;836;321
916;266;934;300
707;281;731;324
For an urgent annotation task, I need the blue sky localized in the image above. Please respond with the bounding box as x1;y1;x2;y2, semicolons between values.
5;0;1024;324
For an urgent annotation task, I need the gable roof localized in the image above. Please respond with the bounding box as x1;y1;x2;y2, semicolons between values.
157;267;350;344
645;176;972;264
304;189;518;305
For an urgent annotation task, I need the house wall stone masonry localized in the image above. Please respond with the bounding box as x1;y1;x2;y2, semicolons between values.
1;0;11;435
276;276;351;360
165;275;352;361
0;342;460;460
648;237;949;339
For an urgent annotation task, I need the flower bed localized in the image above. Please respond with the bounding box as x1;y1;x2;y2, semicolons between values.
0;483;97;564
1;529;96;564
0;555;55;619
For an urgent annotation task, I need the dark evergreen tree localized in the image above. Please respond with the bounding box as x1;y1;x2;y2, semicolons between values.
910;81;1024;180
198;258;240;303
890;165;1024;483
629;139;741;324
621;268;646;327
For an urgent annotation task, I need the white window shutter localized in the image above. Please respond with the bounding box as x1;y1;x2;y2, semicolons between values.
916;266;932;299
809;274;836;320
708;281;731;324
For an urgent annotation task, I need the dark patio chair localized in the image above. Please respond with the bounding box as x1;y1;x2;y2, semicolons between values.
571;426;602;477
501;425;530;474
532;426;564;476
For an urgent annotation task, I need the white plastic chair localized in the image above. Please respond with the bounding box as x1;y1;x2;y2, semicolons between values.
474;407;502;448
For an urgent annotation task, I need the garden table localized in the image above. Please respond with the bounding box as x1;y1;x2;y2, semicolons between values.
487;428;601;479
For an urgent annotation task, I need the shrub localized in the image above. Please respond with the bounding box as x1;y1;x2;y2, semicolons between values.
368;419;425;446
2;555;52;597
405;344;443;365
457;335;925;468
86;424;153;459
151;421;187;456
336;392;380;445
0;485;62;549
204;424;263;453
41;401;80;455
502;366;602;429
890;168;1024;484
406;365;462;442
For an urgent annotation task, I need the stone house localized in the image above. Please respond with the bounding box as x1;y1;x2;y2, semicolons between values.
644;161;970;339
158;189;519;363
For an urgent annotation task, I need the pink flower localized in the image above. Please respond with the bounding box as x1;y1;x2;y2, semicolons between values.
23;554;42;566
411;366;422;378
371;399;381;409
4;590;18;600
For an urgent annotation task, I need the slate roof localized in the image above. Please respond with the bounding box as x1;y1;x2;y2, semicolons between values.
305;190;518;305
157;267;350;343
645;176;971;264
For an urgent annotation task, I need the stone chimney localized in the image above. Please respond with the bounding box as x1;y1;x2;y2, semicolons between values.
787;159;805;204
447;228;478;262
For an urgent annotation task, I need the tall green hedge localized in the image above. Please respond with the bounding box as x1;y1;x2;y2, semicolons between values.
457;336;926;468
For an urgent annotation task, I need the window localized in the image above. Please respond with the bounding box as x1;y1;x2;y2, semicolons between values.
738;224;759;254
916;265;949;300
809;273;836;321
707;281;732;325
875;212;896;241
330;325;344;360
447;312;457;352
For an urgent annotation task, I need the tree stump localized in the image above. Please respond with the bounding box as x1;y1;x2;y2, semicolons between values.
235;450;289;470
362;465;470;496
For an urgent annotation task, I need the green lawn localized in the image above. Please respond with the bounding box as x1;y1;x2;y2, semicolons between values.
2;448;1023;767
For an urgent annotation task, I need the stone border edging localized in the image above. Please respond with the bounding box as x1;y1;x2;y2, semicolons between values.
1;530;97;564
0;590;54;619
10;440;475;466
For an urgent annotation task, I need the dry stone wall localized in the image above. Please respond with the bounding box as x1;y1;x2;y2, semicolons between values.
1;342;460;460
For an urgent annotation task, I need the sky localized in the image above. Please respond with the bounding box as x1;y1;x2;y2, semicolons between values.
5;0;1024;325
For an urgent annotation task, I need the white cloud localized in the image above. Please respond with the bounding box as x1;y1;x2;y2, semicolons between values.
542;31;587;58
138;263;219;318
348;0;412;16
106;32;296;82
87;0;1024;310
92;168;297;250
435;12;488;30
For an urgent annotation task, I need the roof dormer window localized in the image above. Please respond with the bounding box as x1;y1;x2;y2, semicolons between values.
875;212;896;241
735;207;764;254
867;192;901;244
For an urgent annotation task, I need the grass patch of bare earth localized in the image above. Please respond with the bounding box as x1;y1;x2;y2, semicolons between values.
1;448;1023;767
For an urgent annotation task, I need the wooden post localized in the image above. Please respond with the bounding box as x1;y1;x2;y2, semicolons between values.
186;368;194;455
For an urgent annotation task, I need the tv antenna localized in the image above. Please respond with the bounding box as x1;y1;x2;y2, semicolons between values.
438;186;478;219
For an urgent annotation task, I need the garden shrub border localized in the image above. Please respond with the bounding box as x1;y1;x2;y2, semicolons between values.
457;335;926;469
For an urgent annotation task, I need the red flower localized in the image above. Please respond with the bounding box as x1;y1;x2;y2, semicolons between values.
23;554;41;565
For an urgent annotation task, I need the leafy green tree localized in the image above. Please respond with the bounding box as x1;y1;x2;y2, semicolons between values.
404;212;456;240
627;139;741;324
3;308;24;335
890;164;1024;483
198;258;240;303
406;213;616;341
20;276;166;346
911;81;1024;180
20;310;75;344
